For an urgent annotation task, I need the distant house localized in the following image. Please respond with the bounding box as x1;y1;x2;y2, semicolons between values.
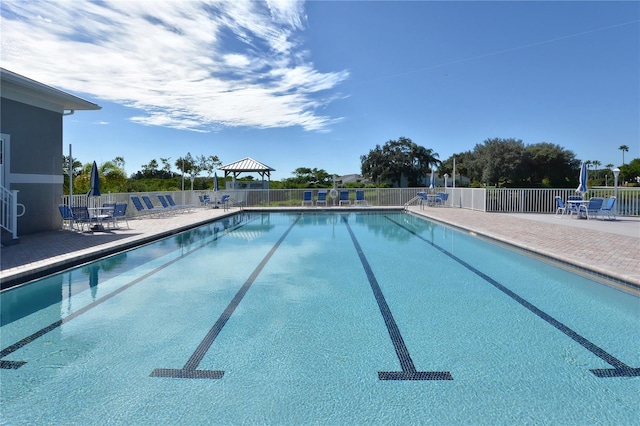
336;174;365;186
1;68;101;237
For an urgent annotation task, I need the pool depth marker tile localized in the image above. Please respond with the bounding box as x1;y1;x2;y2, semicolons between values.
341;215;453;381
388;215;640;379
150;216;300;379
0;217;251;370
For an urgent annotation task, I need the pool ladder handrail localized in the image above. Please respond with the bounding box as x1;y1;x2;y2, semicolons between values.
404;195;423;210
227;197;244;212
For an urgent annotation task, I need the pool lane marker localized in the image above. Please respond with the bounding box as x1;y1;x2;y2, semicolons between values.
150;216;300;380
389;215;640;379
341;215;453;381
0;218;251;370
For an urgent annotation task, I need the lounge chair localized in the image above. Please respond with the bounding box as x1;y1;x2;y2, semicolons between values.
142;195;170;216
166;194;193;212
316;190;328;206
132;196;159;217
596;196;616;220
302;190;313;206
354;190;368;206
157;195;181;213
339;190;351;206
130;196;149;217
578;197;604;220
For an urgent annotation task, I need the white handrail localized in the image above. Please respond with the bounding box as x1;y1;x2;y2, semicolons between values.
1;186;22;240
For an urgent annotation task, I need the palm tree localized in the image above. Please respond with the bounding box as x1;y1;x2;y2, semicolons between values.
592;160;601;179
619;145;629;165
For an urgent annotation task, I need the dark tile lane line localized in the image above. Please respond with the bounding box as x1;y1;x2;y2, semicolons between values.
386;215;639;378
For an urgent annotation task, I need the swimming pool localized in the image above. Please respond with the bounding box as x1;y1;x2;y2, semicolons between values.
1;211;638;424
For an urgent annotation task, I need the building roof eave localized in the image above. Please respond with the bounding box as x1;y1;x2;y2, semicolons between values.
1;68;101;113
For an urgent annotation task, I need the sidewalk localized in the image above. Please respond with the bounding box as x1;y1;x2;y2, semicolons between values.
1;206;639;290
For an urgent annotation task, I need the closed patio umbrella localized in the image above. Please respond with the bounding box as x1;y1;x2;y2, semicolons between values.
87;161;101;229
429;169;435;189
88;161;101;197
576;162;588;195
214;171;219;192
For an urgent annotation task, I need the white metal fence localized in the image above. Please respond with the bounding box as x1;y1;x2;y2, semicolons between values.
61;187;640;218
484;187;639;215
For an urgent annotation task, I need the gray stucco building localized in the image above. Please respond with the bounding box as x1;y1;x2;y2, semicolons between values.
1;68;100;238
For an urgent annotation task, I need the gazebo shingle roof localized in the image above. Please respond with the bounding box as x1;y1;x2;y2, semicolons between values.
219;157;275;172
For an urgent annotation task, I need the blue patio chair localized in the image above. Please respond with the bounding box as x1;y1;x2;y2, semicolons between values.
434;192;448;207
339;190;351;206
99;203;116;228
354;190;368;206
596;196;616;221
112;203;129;228
58;204;75;230
302;190;313;206
210;194;231;210
578;197;604;220
71;206;93;231
416;192;429;209
554;196;567;217
316;190;328;206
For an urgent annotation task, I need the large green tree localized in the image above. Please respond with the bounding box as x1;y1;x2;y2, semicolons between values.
197;154;222;189
467;138;526;187
72;158;128;194
175;153;201;191
619;158;640;184
285;167;333;188
360;137;439;187
524;142;580;187
437;151;472;186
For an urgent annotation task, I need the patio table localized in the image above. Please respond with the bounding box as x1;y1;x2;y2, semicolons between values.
566;199;589;219
87;206;114;230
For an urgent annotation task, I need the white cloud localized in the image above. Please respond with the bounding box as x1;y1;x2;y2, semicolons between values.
0;0;348;132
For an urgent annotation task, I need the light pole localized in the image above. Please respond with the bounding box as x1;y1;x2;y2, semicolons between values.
613;167;620;216
181;157;185;204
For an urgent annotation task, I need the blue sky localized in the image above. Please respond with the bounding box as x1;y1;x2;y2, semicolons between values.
1;1;638;181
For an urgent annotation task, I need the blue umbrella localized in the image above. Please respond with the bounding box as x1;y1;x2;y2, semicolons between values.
429;169;435;189
213;172;219;192
576;162;588;194
88;161;101;197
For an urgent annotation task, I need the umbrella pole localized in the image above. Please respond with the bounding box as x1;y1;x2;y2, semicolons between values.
68;144;73;209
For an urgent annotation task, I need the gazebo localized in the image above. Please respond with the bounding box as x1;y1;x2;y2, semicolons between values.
219;157;275;190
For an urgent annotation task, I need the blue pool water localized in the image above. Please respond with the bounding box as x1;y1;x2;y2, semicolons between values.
1;211;638;425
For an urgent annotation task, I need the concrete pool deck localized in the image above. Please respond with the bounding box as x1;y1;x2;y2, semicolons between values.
1;206;639;291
